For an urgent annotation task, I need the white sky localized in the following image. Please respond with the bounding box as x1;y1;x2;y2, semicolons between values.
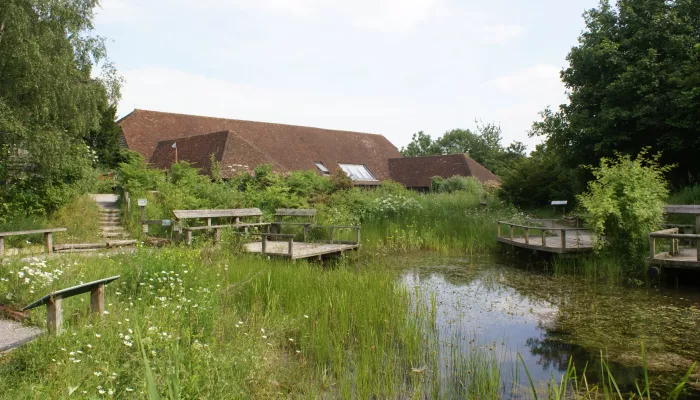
95;0;599;152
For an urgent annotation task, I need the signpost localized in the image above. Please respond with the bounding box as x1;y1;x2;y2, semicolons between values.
139;199;148;233
551;200;567;215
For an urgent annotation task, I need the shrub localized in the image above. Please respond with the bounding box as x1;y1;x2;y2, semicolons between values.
577;150;672;264
431;175;483;195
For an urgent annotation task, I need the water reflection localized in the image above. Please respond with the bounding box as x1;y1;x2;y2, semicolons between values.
398;256;700;396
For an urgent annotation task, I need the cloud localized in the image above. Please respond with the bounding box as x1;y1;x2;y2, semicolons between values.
118;66;404;130
482;64;569;150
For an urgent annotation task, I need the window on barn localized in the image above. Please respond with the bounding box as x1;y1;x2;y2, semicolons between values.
338;164;377;181
314;162;330;175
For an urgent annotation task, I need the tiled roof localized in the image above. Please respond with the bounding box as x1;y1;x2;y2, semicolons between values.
388;154;501;188
119;109;401;180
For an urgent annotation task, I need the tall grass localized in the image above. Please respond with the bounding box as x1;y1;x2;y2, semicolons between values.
362;191;520;254
0;248;695;398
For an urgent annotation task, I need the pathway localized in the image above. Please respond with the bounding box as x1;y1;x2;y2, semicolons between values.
0;319;42;353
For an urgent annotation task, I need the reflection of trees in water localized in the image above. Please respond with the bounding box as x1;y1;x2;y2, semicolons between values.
526;327;650;391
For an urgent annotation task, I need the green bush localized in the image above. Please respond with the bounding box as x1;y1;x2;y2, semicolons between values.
577;150;672;265
431;175;483;196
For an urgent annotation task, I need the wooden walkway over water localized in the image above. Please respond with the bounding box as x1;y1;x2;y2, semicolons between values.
245;241;359;260
648;205;700;271
496;221;595;254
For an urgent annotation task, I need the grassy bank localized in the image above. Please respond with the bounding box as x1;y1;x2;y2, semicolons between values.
0;248;433;398
1;249;696;398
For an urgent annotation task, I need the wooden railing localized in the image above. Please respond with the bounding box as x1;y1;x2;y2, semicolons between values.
497;221;589;249
649;227;700;260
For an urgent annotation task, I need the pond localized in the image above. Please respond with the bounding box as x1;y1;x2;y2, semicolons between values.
394;254;700;397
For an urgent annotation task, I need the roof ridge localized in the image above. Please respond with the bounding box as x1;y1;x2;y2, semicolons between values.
124;108;389;139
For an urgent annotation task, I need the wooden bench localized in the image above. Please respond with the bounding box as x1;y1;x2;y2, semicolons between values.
23;276;120;334
173;208;269;246
0;228;67;256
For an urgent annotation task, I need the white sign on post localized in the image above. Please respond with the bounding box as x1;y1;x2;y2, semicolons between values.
551;200;568;206
162;219;171;227
138;199;147;207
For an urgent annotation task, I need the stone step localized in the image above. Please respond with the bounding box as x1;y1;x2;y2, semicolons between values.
102;232;130;238
100;209;119;215
100;221;121;226
102;226;125;232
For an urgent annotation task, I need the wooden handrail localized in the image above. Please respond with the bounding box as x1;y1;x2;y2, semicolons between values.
496;221;588;231
497;221;587;249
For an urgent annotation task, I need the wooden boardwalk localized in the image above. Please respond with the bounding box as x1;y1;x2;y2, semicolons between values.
497;221;595;254
245;241;359;260
648;227;700;270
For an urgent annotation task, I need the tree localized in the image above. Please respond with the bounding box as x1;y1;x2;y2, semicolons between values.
83;105;125;168
0;0;121;215
400;122;525;175
499;143;577;207
400;131;438;157
534;0;700;187
578;150;672;265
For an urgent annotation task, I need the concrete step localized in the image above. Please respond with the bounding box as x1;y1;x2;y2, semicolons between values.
54;243;107;251
107;239;137;248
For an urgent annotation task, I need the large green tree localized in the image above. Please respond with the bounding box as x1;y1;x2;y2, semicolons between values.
533;0;700;186
400;122;525;175
0;0;121;216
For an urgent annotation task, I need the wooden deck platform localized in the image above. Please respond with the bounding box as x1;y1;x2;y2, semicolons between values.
648;227;700;270
245;241;359;260
650;249;700;269
497;221;594;254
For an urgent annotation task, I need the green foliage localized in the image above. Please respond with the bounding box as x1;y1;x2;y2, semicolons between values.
0;0;121;215
83;106;125;168
533;0;700;187
400;122;525;175
577;151;672;264
499;143;577;207
329;168;353;191
431;175;484;195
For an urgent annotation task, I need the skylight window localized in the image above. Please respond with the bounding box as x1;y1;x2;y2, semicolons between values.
314;162;330;175
338;163;377;181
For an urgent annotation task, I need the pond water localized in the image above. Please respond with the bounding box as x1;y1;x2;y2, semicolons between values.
395;254;700;397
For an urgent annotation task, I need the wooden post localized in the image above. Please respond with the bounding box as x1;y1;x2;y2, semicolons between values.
696;215;700;234
287;237;294;258
47;295;63;334
524;228;529;244
509;225;513;240
329;227;335;243
696;239;700;262
497;223;501;238
262;234;267;255
214;228;221;245
90;284;105;316
44;232;53;254
141;205;148;233
185;230;193;246
207;217;212;231
355;228;361;245
561;229;566;249
125;191;131;215
0;236;4;256
649;236;656;258
303;224;309;242
541;230;546;247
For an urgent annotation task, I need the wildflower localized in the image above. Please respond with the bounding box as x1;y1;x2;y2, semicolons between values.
95;334;101;338
288;338;294;342
304;315;309;319
99;389;106;394
94;371;102;377
126;388;134;392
